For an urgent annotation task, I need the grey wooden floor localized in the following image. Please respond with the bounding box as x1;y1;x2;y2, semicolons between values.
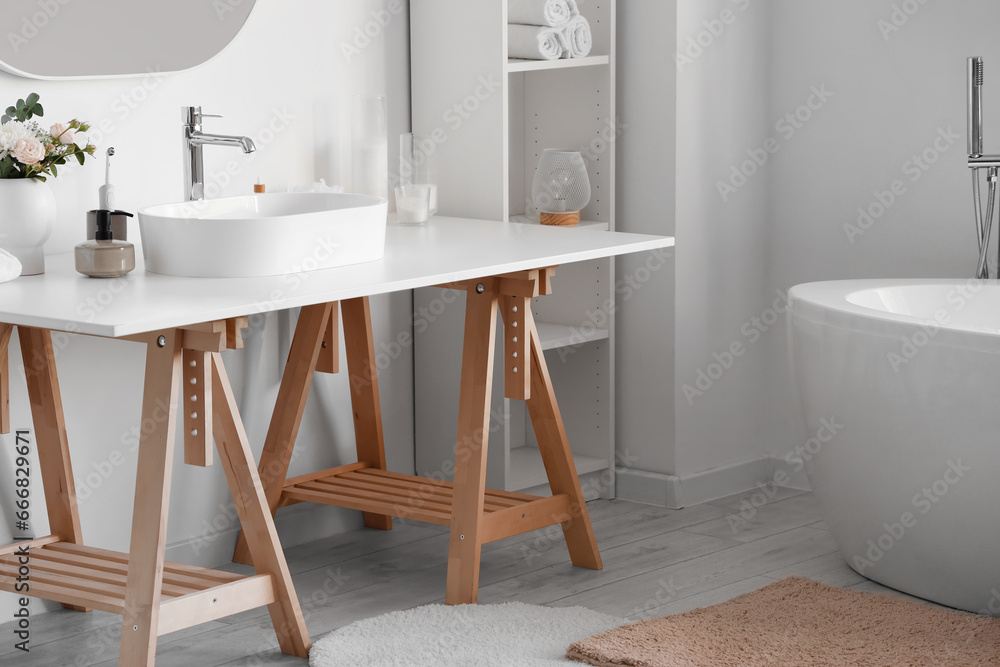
0;488;939;666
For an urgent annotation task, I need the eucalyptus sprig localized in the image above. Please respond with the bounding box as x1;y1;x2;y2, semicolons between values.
1;93;43;123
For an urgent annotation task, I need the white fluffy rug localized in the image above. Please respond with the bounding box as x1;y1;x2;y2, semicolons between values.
309;602;624;666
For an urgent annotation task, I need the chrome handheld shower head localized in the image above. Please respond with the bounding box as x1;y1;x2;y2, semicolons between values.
970;57;984;158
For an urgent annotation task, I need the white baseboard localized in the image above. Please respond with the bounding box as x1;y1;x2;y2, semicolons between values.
614;467;683;507
769;455;811;492
616;455;811;509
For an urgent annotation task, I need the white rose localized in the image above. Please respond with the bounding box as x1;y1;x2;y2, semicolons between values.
49;122;74;145
0;121;36;155
13;137;45;165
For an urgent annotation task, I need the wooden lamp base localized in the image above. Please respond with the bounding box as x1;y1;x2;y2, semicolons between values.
540;212;580;226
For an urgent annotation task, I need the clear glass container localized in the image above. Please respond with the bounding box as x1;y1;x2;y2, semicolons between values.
399;132;438;215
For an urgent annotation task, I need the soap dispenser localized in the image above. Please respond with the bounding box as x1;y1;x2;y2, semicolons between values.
75;209;135;278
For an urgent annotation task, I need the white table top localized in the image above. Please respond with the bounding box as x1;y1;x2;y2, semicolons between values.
0;217;673;337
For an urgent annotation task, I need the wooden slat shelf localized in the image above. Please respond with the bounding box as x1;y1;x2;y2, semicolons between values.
0;541;273;633
281;465;573;542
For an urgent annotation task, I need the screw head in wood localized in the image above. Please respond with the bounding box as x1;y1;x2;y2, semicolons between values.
157;335;166;348
460;534;465;540
476;283;485;294
133;625;138;631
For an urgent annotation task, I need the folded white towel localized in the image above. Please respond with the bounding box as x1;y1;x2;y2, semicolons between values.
0;248;22;283
508;0;573;27
508;24;566;61
562;14;592;58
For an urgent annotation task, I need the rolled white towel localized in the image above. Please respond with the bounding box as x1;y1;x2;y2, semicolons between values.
562;14;592;58
0;248;22;283
508;0;573;27
508;24;566;61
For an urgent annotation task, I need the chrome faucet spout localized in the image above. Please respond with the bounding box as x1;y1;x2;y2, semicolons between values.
183;106;256;201
189;131;256;154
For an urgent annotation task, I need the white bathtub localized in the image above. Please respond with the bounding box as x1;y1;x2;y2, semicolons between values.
788;280;1000;615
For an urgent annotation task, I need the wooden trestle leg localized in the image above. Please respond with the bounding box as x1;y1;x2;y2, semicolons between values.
445;279;500;604
523;316;602;570
341;297;394;531
119;330;184;665
210;353;310;657
232;303;331;565
19;327;89;612
233;296;392;565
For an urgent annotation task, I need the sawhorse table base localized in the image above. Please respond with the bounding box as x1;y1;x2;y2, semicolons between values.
234;269;603;604
0;322;310;666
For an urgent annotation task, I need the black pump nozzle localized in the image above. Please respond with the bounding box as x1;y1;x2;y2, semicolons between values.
94;209;113;241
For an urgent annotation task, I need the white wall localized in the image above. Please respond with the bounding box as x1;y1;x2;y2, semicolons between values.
0;0;413;619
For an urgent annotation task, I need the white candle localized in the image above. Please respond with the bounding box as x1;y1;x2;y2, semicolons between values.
398;196;430;223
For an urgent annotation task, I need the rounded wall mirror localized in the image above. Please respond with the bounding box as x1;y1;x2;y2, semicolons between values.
0;1;256;80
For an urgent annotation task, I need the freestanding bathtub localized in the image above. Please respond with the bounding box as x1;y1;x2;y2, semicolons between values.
788;279;1000;615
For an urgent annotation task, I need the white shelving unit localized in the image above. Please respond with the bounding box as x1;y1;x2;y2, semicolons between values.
410;0;616;498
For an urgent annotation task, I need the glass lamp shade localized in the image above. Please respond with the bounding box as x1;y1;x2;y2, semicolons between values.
531;150;591;214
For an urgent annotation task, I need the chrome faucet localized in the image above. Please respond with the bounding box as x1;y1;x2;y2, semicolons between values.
183;106;256;201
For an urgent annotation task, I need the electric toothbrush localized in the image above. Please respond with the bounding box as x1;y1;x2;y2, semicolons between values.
99;147;115;210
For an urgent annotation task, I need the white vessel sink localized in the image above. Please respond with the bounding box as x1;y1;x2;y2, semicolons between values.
138;192;387;278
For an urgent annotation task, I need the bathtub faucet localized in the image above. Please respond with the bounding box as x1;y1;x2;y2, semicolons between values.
967;58;1000;278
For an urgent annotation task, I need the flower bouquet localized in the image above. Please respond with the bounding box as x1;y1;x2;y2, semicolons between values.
0;93;96;180
0;93;97;275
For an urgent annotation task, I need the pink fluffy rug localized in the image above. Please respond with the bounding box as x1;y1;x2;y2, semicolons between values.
567;577;1000;666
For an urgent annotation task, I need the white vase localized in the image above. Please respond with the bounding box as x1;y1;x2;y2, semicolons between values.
0;178;56;275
